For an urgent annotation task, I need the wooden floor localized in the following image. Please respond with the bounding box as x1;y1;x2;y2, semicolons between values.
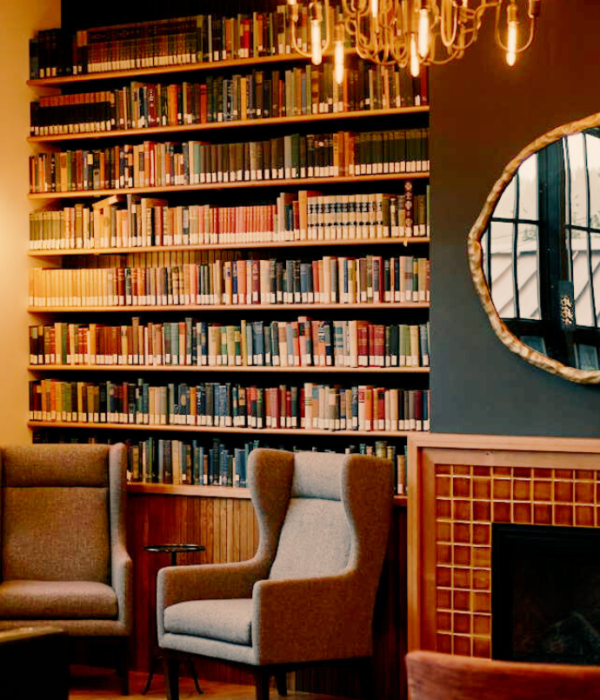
68;667;352;700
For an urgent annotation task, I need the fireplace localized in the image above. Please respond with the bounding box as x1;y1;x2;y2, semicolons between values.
492;523;600;664
408;434;600;657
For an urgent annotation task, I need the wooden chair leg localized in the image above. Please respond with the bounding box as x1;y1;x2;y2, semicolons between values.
255;668;270;700
274;671;287;696
163;654;181;700
356;657;377;700
116;637;129;695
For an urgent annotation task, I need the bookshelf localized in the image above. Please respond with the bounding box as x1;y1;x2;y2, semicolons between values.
27;5;431;497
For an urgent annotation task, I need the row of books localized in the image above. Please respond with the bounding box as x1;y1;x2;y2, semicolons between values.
30;61;427;137
30;185;429;251
29;253;430;308
29;128;430;193
29;4;428;87
29;379;431;432
127;437;407;492
29;318;431;369
30;7;319;78
32;433;408;494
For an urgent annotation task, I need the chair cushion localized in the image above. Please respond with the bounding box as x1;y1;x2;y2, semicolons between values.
268;498;351;580
0;580;118;620
2;487;109;583
164;599;252;646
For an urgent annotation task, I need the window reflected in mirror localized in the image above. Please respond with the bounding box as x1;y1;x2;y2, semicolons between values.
471;121;600;381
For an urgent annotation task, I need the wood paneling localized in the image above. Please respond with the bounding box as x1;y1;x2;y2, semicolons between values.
126;491;259;685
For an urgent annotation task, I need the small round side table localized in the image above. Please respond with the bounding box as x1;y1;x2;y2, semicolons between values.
143;543;206;696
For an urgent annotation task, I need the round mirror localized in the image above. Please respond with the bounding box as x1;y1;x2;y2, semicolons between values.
468;112;600;384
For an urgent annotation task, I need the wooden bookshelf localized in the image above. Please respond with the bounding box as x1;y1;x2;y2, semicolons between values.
28;302;430;313
27;51;331;88
28;420;420;438
29;364;430;373
126;480;408;507
29;237;431;257
28;106;430;144
27;21;431;498
28;172;430;200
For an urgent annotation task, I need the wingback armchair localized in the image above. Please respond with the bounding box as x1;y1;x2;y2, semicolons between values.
0;443;132;694
157;447;394;700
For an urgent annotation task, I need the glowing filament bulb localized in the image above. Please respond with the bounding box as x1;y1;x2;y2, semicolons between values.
334;27;345;85
418;8;429;57
311;18;323;65
410;34;420;77
506;3;518;66
371;0;378;19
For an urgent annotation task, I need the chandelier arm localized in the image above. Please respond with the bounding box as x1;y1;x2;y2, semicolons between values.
289;10;313;59
439;0;458;48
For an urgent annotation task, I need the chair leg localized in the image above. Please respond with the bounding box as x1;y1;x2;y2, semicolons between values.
255;668;270;700
274;671;287;696
116;637;129;695
163;654;181;700
356;657;377;700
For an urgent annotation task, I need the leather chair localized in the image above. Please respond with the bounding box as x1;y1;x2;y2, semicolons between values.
157;448;394;700
0;444;132;694
406;650;600;700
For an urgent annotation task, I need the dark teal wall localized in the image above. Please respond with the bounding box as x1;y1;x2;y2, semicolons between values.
430;0;600;435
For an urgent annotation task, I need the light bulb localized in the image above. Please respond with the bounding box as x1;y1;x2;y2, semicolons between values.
506;4;519;66
371;0;378;19
288;0;296;5
334;26;345;85
311;18;323;65
418;8;429;57
410;34;420;77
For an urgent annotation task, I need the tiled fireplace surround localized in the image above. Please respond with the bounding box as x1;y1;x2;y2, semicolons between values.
407;434;600;657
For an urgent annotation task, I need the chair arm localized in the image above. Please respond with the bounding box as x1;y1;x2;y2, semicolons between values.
157;559;269;641
158;558;269;610
111;543;133;633
252;573;373;665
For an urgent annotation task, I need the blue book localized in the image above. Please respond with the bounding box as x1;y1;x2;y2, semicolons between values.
157;440;165;483
253;320;264;365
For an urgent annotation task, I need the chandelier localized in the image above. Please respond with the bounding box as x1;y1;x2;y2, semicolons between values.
287;0;542;83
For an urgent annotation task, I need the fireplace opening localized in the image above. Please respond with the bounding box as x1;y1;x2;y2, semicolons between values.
492;523;600;665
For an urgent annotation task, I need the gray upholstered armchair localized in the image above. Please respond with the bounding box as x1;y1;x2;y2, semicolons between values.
0;444;132;694
157;448;394;700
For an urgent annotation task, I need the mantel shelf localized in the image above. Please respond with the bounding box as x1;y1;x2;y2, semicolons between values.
28;301;431;313
29;236;431;258
28;106;430;144
28;420;424;437
28;172;430;200
28;364;430;374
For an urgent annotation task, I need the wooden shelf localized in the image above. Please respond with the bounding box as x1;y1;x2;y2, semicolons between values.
27;53;323;87
127;481;251;499
127;481;408;504
28;301;430;313
29;236;431;258
28;106;430;144
28;364;430;374
28;172;430;200
28;420;423;437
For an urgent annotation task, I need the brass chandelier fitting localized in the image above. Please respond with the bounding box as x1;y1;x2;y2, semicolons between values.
287;0;542;82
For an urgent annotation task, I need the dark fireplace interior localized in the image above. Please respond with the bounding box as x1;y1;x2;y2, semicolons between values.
492;523;600;664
